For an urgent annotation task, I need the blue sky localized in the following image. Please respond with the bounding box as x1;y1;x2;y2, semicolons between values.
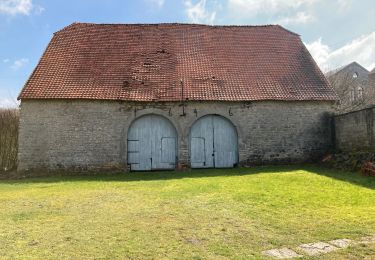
0;0;374;107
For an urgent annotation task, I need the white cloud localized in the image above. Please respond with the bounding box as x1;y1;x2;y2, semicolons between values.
0;0;44;15
0;98;19;108
0;0;32;15
337;0;352;12
305;31;375;72
10;58;28;70
227;0;350;24
147;0;165;8
228;0;317;17
277;12;315;25
305;38;330;70
184;0;216;24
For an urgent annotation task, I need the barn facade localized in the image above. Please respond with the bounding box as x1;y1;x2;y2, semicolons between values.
18;23;337;172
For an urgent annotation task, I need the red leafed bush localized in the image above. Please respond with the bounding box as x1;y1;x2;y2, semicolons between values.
361;161;375;177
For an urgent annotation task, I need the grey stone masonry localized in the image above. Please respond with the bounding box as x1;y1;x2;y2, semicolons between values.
18;100;334;171
334;106;375;151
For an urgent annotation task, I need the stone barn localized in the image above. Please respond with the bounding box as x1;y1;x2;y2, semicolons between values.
17;23;337;172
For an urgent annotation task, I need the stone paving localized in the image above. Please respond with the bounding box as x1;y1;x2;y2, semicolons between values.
262;234;375;259
262;248;302;259
329;239;352;248
297;242;338;256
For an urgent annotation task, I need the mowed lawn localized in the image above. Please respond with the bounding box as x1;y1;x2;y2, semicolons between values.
0;165;374;259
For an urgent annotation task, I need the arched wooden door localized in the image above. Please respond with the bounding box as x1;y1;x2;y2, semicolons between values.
190;115;238;168
127;115;177;171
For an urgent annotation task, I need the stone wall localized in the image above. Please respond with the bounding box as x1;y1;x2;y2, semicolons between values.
334;106;375;151
18;100;334;171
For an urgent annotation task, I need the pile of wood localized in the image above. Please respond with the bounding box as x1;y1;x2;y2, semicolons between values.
362;161;375;177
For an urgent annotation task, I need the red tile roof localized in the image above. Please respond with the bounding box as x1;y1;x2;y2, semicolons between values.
18;23;337;101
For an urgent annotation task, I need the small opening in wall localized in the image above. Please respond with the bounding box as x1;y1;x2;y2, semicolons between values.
350;89;355;102
353;72;358;78
358;87;364;100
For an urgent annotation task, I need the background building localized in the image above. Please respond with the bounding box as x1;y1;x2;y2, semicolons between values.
326;62;374;113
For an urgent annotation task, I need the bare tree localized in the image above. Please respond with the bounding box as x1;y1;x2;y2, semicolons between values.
328;71;375;113
0;109;19;172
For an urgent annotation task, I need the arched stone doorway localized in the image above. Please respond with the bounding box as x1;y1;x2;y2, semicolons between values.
127;114;177;171
189;115;238;168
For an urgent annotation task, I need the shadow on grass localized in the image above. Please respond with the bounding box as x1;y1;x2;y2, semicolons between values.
309;165;375;190
0;165;304;184
0;164;374;189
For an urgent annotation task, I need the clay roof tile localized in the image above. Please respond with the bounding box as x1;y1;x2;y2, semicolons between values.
18;23;337;101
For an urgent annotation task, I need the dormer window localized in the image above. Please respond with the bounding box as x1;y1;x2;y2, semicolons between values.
353;72;358;78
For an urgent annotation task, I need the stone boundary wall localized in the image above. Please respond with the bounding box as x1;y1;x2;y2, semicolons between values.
334;106;375;151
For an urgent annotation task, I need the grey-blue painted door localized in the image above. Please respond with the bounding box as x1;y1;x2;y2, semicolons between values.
190;115;238;168
127;115;177;171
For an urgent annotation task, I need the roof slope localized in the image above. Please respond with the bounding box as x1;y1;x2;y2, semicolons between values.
19;23;337;101
326;61;369;77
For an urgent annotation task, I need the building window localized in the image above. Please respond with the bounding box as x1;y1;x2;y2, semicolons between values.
350;89;355;102
353;72;358;78
358;87;364;100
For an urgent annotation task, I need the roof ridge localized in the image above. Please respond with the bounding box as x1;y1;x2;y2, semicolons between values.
62;22;280;27
55;22;94;34
348;61;369;73
55;22;296;34
326;61;369;76
274;24;300;36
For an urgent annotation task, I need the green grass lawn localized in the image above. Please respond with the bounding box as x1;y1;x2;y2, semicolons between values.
0;165;374;259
